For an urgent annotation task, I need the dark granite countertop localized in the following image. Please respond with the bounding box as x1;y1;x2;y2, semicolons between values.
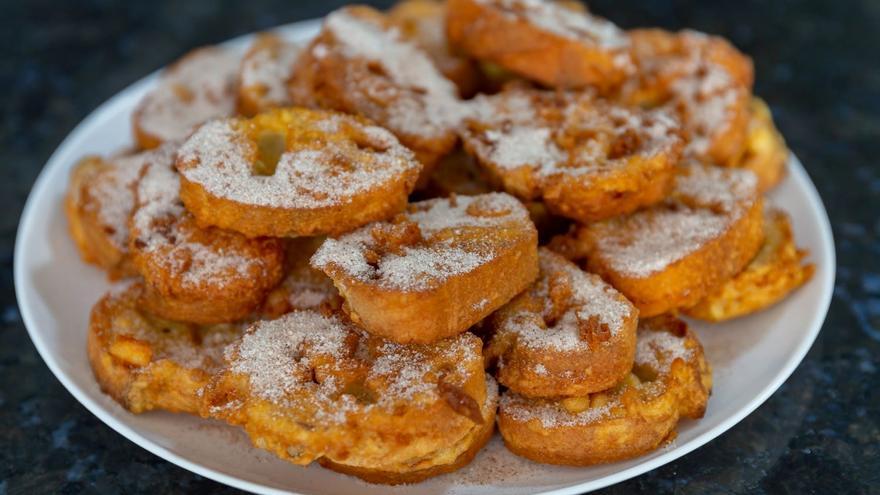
2;1;878;493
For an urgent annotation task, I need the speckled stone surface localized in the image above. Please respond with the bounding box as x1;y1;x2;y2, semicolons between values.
2;1;878;493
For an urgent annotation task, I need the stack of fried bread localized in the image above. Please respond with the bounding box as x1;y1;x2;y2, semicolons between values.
66;0;815;484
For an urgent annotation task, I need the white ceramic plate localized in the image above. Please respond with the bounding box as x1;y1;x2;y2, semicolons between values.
14;18;835;495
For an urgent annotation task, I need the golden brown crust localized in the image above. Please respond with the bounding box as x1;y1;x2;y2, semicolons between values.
132;47;238;149
236;34;302;117
446;0;634;93
88;283;244;414
129;156;284;324
388;0;483;98
65;155;139;279
735;97;788;192
312;193;539;344
622;29;754;166
497;315;711;466
549;163;764;316
685;208;814;321
176;107;422;238
289;6;463;183
486;249;638;397
461;87;683;223
202;310;493;479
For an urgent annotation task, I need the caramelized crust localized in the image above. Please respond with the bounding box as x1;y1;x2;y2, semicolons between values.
202;310;495;483
461;86;683;222
549;163;764;316
176;107;422;238
88;283;244;414
446;0;634;93
486;249;638;397
497;315;711;466
685;208;814;321
312;193;539;344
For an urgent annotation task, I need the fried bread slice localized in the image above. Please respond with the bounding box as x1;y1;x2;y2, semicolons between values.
685;208;814;321
88;283;244;414
486;248;638;397
461;86;683;222
549;163;764;316
736;97;789;192
202;310;495;483
446;0;634;93
312;193;539;344
176;107;422;238
497;315;711;466
237;34;302;116
133;47;239;149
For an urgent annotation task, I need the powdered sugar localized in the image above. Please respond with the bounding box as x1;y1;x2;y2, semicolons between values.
635;324;694;372
135;47;239;143
131;156;268;290
226;311;483;423
587;163;758;278
177;117;420;209
311;193;532;291
240;37;302;108
320;8;465;136
499;250;635;352
464;89;681;180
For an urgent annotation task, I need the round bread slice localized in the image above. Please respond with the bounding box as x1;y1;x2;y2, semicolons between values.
311;192;539;344
497;315;711;466
486;248;638;397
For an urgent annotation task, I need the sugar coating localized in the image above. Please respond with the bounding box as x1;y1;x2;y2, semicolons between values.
311;193;531;291
588;163;758;278
501;321;694;428
131;157;268;290
177;117;420;209
465;89;680;180
240;37;302;107
479;0;630;51
498;250;634;352
635;325;694;373
317;8;465;137
86;146;175;249
136;48;239;143
226;311;481;423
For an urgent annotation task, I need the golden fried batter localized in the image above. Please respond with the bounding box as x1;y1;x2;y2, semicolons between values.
549;163;764;316
237;34;302;116
497;315;711;466
736;97;789;192
202;310;496;484
685;208;814;321
446;0;634;93
176;107;422;238
623;29;754;166
388;0;482;98
132;47;238;149
312;193;538;344
461;86;683;222
289;6;464;181
64;147;168;279
88;283;244;414
486;248;638;398
130;155;284;324
261;237;341;319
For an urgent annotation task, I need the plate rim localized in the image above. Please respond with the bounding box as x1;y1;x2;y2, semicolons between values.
13;17;836;495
